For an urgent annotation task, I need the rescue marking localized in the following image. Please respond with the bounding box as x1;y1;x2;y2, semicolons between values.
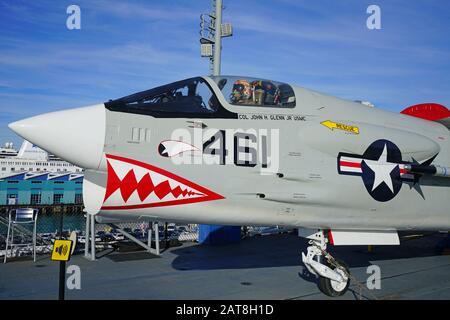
322;120;360;134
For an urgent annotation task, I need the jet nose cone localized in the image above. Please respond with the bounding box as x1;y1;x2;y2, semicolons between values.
8;121;28;140
8;104;106;170
8;120;22;132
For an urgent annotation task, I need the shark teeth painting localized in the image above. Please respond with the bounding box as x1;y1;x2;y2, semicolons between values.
101;154;224;210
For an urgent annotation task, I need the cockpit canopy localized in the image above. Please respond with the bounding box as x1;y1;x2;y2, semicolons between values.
105;75;296;116
211;76;296;108
106;77;218;115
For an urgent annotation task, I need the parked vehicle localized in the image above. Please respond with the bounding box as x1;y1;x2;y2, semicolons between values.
248;226;292;237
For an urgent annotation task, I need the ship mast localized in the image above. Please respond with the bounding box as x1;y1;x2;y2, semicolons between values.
200;0;233;75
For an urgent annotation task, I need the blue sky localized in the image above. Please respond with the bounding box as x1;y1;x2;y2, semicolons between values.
1;0;449;146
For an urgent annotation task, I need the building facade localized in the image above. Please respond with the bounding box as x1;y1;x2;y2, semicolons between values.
0;172;83;205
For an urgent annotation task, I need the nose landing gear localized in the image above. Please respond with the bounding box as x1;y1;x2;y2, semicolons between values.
301;230;350;297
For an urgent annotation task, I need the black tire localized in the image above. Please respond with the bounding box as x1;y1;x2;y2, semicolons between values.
318;259;350;297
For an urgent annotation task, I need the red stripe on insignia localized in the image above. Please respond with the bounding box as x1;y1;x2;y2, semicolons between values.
340;161;361;168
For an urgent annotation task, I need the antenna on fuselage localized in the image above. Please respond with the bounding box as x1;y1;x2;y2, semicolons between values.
200;0;233;76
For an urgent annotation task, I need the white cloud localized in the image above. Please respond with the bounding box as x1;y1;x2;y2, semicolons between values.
88;0;199;22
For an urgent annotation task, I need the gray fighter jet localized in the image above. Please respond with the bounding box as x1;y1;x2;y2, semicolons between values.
9;75;450;296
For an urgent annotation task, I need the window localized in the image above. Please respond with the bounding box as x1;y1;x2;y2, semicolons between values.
105;77;219;115
6;189;18;205
53;193;64;205
31;193;41;205
75;193;83;204
7;193;17;205
211;76;296;108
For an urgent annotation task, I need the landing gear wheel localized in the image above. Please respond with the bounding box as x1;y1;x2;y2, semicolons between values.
318;259;350;297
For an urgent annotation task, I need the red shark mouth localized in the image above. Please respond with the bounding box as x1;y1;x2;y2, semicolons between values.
101;154;224;210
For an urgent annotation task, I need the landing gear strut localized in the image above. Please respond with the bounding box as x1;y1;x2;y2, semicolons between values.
301;230;350;297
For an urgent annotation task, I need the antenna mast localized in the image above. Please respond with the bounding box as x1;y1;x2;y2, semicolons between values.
200;0;233;76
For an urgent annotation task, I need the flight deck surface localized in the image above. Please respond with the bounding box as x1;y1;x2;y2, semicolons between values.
1;233;450;300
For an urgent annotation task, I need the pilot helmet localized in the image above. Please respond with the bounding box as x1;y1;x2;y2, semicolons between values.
230;80;252;103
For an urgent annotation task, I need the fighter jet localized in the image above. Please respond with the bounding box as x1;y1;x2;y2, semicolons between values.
8;75;450;296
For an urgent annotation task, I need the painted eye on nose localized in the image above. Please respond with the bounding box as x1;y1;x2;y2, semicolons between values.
158;140;200;157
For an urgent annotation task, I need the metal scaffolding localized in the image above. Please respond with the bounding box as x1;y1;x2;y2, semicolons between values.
83;214;160;261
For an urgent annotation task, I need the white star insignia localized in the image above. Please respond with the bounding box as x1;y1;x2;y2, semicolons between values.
364;144;398;193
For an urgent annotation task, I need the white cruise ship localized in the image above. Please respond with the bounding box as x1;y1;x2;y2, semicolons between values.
0;142;18;158
0;140;83;179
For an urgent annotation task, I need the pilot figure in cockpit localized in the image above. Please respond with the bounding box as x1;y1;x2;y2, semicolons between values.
230;79;253;105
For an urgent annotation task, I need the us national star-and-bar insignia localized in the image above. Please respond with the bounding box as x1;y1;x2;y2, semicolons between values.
101;154;224;210
338;139;426;202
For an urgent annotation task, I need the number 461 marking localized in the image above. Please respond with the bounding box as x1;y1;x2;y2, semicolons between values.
169;128;279;173
202;129;279;171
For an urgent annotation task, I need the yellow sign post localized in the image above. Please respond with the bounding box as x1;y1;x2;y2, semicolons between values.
51;239;73;262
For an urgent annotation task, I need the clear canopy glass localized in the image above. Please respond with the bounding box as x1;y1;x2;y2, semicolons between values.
211;76;296;108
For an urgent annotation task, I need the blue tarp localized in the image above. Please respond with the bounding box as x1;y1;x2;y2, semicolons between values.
198;225;241;245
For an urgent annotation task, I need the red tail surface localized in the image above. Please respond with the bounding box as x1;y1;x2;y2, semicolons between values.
401;103;450;121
